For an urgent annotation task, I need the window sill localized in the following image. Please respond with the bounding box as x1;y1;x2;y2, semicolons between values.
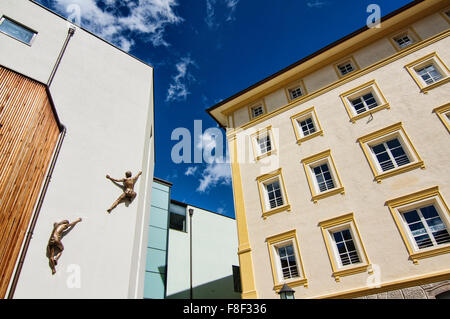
374;161;425;183
255;150;276;161
262;204;291;219
332;264;373;282
312;187;345;203
420;77;450;94
409;245;450;264
273;278;308;292
349;103;390;123
296;130;324;145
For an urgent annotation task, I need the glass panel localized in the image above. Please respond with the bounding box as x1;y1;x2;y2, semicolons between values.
0;17;36;44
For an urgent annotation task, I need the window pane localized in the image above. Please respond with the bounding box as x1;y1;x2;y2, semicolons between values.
0;18;36;44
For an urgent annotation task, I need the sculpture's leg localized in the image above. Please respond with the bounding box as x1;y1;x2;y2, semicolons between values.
107;193;126;213
48;246;57;274
54;241;64;263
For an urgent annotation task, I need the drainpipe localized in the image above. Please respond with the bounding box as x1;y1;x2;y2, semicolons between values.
189;208;194;299
7;26;75;299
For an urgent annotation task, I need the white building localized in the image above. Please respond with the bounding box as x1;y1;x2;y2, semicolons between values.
0;0;155;298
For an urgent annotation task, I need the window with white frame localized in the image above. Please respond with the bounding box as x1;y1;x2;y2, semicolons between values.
257;169;290;217
394;34;413;48
405;53;450;93
433;103;450;133
340;80;390;123
301;150;345;203
265;179;284;210
386;186;450;263
319;213;371;282
370;138;411;172
402;204;450;250
290;107;324;144
331;228;361;267
277;244;300;280
391;29;419;50
266;230;308;289
0;16;37;45
289;86;303;100
256;134;272;156
358;123;425;182
251;104;264;119
312;163;335;193
337;61;355;76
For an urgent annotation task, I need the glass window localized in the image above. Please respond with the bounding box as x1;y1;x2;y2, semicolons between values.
232;265;242;293
350;92;379;114
298;117;316;137
265;180;284;209
289;87;303;100
338;62;355;76
257;134;272;155
251;105;264;118
332;229;361;266
403;205;450;249
394;34;413;48
278;244;299;280
0;17;36;45
416;64;443;85
169;203;186;232
313;164;335;192
371;138;410;172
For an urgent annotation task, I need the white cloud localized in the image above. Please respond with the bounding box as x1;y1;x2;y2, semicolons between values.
197;156;231;193
205;0;240;29
196;131;217;153
185;166;198;176
48;0;182;51
166;56;196;102
306;0;328;8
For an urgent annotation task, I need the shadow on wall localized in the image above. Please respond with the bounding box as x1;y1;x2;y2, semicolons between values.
166;275;241;299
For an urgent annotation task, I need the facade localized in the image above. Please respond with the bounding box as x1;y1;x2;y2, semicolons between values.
0;0;155;298
208;0;450;299
143;178;241;299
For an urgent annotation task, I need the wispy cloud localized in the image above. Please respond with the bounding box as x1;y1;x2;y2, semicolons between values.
166;56;197;102
45;0;182;51
306;0;329;8
185;166;198;176
205;0;240;29
197;157;232;193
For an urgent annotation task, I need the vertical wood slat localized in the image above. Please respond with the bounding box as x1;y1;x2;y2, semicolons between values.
0;66;60;298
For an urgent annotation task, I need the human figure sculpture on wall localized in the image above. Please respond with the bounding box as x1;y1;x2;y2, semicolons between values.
106;171;142;213
47;218;82;275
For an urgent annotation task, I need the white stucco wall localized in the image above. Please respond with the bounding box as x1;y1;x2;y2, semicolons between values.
0;0;154;298
166;205;241;299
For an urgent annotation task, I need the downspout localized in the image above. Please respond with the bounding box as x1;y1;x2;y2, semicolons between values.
7;26;75;299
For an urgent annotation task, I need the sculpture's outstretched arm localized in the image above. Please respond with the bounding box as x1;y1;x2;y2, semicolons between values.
133;171;142;182
106;175;124;183
68;218;82;228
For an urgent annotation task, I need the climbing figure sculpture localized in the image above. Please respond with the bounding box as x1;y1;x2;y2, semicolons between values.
47;218;82;275
106;171;142;213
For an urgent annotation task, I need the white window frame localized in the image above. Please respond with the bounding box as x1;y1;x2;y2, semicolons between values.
290;106;324;145
389;28;420;51
340;80;390;123
250;126;277;161
256;168;291;218
358;122;425;183
405;52;450;93
386;187;450;264
434;103;450;133
0;16;37;46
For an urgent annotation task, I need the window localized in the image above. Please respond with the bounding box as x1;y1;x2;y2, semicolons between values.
285;80;307;101
319;213;372;282
256;168;290;218
251;126;277;161
0;16;37;45
389;28;420;51
334;57;359;78
433;103;450;133
290;107;324;144
340;80;390;123
301;150;345;203
441;8;450;24
357;122;425;183
386;186;450;264
405;52;450;93
169;202;186;232
266;230;308;291
232;266;242;293
248;101;267;120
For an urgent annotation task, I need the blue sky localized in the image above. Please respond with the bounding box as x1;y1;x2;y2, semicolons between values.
36;0;413;218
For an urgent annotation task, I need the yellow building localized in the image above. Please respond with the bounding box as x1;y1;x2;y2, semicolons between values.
207;0;450;299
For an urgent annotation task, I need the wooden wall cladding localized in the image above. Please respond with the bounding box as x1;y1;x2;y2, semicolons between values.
0;66;60;298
